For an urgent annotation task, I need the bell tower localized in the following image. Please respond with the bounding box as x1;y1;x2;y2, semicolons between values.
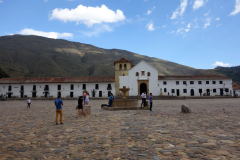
114;57;132;96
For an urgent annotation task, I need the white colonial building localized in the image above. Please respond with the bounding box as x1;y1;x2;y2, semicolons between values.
0;57;233;98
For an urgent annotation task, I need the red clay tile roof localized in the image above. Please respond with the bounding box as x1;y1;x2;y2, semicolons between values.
233;83;240;90
114;57;132;65
158;75;232;80
0;77;115;84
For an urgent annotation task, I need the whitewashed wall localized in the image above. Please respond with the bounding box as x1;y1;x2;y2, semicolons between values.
158;79;233;96
0;82;115;98
119;61;160;96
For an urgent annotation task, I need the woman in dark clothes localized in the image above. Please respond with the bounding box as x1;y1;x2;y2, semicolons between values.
76;96;86;118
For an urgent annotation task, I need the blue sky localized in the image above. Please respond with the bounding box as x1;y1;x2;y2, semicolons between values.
0;0;240;69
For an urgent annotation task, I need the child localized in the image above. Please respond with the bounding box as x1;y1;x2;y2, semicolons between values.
27;98;31;108
76;96;86;118
85;92;90;105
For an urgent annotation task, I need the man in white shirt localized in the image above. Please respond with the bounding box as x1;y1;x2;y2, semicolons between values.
141;92;146;107
27;98;31;108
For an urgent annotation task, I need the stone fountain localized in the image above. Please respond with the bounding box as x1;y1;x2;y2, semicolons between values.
102;86;149;110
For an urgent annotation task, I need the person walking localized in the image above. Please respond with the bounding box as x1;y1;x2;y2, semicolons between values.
54;95;63;125
85;92;90;105
149;93;154;111
76;96;86;118
27;98;31;108
141;92;146;107
107;93;114;107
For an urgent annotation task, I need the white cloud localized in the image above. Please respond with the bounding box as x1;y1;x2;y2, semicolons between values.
212;61;231;67
215;17;220;21
187;23;191;28
146;6;155;15
44;0;48;2
203;17;211;29
80;24;113;37
216;24;222;27
146;21;155;31
204;10;210;16
230;0;240;16
193;0;208;10
49;5;126;27
147;10;152;15
0;0;3;2
19;28;73;39
162;25;167;28
171;0;188;20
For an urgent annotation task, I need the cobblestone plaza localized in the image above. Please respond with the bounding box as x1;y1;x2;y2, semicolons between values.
0;99;240;160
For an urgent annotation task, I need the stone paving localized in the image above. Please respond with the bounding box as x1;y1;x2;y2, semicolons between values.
0;98;240;160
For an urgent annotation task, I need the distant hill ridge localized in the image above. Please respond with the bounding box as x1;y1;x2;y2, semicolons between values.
0;35;236;81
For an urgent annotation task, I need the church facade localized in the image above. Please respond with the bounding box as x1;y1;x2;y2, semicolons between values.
0;57;233;98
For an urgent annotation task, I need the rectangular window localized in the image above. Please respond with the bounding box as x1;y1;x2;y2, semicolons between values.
190;81;194;85
82;84;86;90
20;86;24;91
206;81;209;84
141;71;145;76
183;81;187;85
171;89;175;93
58;85;61;90
176;81;179;85
71;84;74;90
8;86;12;91
95;84;99;90
107;84;112;90
164;88;167;92
163;81;167;85
199;89;202;93
70;92;74;97
225;88;229;92
219;81;223;84
213;89;216;93
44;85;49;90
183;89;187;93
33;85;36;90
198;81;202;84
212;81;216;84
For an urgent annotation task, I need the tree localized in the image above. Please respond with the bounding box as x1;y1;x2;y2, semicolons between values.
0;68;10;79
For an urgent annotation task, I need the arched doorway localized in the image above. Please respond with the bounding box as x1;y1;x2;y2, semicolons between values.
140;83;147;95
190;89;194;96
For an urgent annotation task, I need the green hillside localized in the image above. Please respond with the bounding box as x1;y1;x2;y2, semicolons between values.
0;35;234;80
214;66;240;83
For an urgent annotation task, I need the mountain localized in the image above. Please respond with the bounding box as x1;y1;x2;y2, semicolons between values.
214;66;240;83
0;35;226;79
0;68;9;79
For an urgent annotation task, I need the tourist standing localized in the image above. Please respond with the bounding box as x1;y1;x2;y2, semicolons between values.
83;90;87;104
76;96;86;118
149;93;153;111
27;98;31;108
141;92;146;107
85;92;90;105
107;93;114;107
54;95;63;125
